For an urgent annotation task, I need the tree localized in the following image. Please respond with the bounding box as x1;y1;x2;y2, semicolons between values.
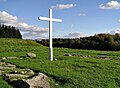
39;33;120;51
0;24;22;39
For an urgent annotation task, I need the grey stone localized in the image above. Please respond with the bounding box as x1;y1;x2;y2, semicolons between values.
0;66;15;70
26;73;50;88
54;58;57;61
0;62;6;66
7;57;17;59
6;63;16;68
64;54;72;56
55;83;59;86
1;57;6;59
21;71;25;74
0;71;5;75
26;69;34;75
4;73;30;81
5;74;29;78
26;53;36;58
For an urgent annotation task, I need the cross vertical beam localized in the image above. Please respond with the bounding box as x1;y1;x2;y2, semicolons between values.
49;9;53;61
38;9;62;61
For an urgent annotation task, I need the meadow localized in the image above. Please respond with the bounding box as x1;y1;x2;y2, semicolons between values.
0;38;120;88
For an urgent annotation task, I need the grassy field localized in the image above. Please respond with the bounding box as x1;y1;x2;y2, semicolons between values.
0;38;120;88
0;76;11;88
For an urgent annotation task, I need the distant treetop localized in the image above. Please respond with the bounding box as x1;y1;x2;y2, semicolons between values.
0;24;22;39
38;33;120;51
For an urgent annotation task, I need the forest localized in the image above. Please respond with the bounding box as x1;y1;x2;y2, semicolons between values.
37;33;120;51
0;24;22;39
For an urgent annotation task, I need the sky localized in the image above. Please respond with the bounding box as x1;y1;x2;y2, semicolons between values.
0;0;120;39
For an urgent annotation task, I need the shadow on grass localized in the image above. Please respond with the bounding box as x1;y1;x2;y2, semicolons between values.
51;75;71;85
115;78;120;87
11;80;30;88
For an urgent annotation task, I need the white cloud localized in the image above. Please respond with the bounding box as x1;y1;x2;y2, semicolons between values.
99;1;120;9
110;28;120;34
78;12;86;16
51;4;76;10
63;32;86;38
22;31;48;39
118;19;120;22
0;11;17;24
0;11;48;39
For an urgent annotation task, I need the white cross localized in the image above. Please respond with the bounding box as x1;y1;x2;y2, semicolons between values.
38;9;62;61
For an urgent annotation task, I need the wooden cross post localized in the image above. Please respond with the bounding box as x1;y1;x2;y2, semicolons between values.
38;9;62;61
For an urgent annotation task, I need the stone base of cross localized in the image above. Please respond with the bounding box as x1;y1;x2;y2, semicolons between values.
38;9;62;61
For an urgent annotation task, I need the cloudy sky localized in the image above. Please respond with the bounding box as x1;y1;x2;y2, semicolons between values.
0;0;120;39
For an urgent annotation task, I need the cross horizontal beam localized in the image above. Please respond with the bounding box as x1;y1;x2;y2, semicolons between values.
38;16;62;22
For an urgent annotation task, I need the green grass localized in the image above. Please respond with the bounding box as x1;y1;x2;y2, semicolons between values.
0;38;120;88
0;38;48;59
0;76;11;88
6;58;120;88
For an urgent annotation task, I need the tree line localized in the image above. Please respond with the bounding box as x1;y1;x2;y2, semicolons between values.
0;24;22;39
37;33;120;51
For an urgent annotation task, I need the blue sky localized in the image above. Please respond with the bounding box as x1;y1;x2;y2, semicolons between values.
0;0;120;39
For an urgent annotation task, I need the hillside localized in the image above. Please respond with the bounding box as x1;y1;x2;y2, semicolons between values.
0;38;120;88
